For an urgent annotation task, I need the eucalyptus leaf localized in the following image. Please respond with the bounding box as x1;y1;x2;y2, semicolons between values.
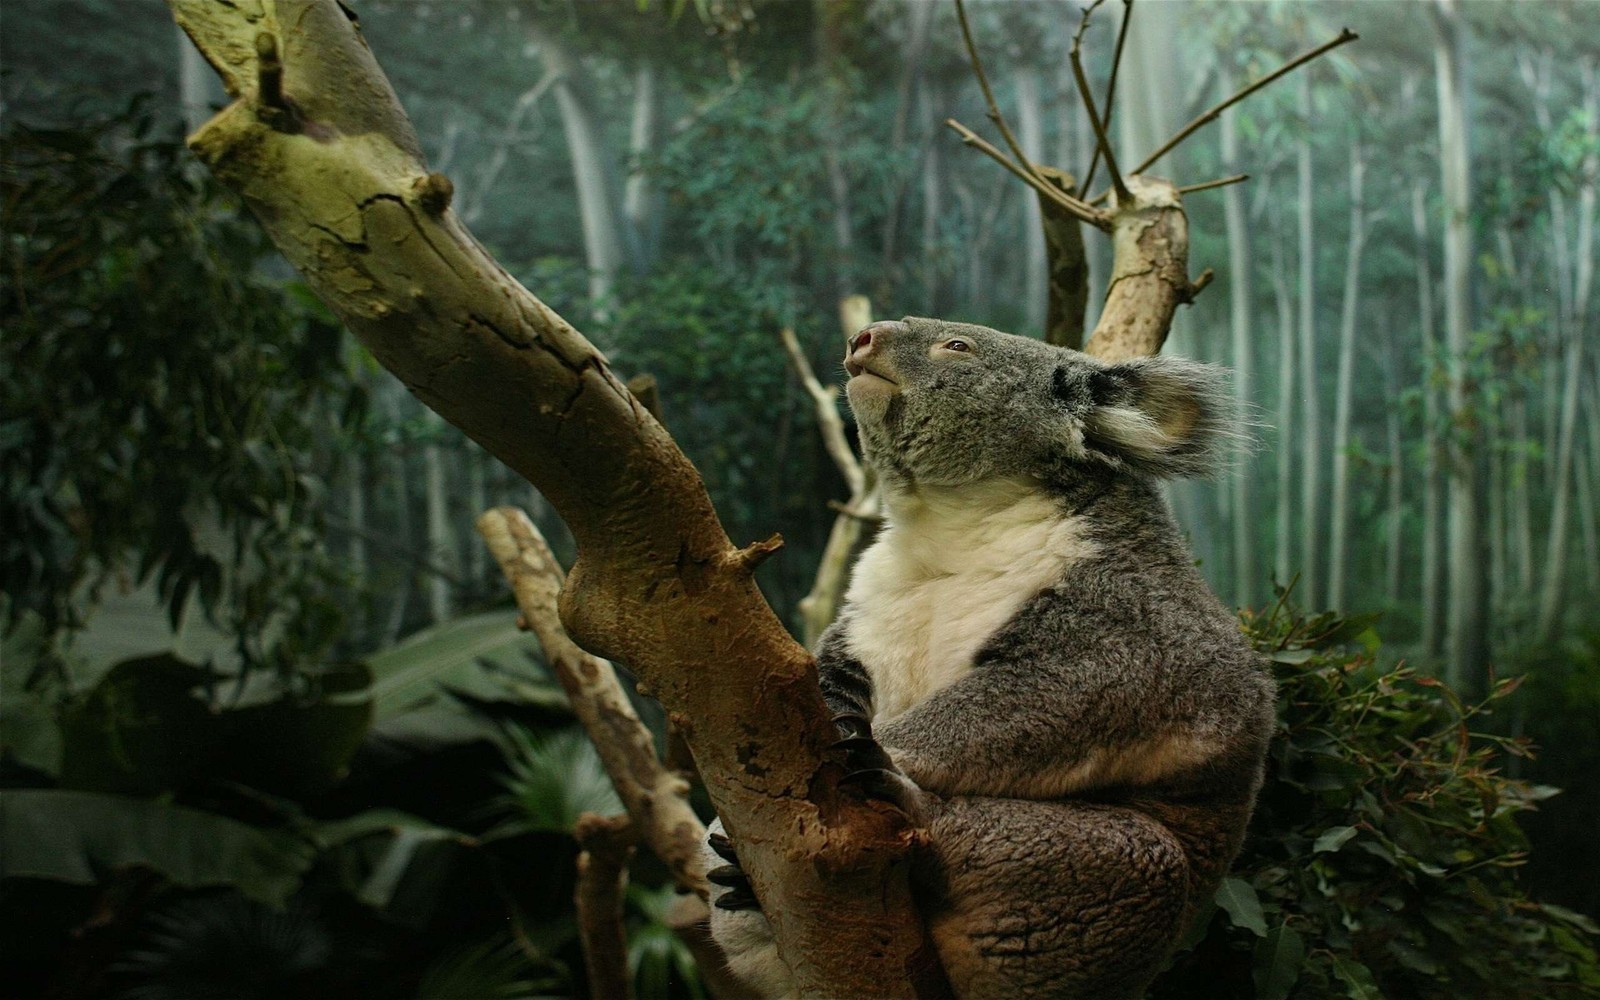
1215;877;1268;938
1252;924;1305;1000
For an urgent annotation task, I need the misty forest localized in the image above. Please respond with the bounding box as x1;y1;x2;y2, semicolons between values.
2;0;1598;998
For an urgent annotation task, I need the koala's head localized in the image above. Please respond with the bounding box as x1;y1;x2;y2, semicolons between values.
843;317;1234;488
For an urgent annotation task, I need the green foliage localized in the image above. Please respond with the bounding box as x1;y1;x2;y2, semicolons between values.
1152;602;1600;1000
495;726;625;836
0;790;314;908
412;932;567;1000
0;104;359;670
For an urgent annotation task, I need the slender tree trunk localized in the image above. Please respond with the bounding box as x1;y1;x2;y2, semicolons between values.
1296;73;1322;610
920;87;945;315
382;387;414;646
815;0;857;301
1270;206;1297;593
624;59;663;272
1220;66;1257;607
1534;59;1596;643
1017;65;1048;334
1576;441;1600;593
466;450;488;597
422;415;457;625
1411;180;1445;659
1385;346;1405;607
531;21;629;312
1433;0;1488;694
1328;143;1367;610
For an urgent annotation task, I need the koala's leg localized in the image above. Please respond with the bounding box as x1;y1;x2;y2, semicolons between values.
919;797;1190;1000
702;820;799;1000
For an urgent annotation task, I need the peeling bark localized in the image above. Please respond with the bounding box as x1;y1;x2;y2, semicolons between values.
1084;176;1201;362
167;4;937;995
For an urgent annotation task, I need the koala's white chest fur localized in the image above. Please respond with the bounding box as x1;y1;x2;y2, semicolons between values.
843;479;1097;722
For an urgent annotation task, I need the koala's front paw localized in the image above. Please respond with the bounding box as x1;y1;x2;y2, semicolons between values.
829;715;928;822
707;830;760;911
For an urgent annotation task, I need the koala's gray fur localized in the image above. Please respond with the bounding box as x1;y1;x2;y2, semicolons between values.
705;318;1275;999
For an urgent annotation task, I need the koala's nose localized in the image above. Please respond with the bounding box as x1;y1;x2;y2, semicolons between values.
845;320;906;377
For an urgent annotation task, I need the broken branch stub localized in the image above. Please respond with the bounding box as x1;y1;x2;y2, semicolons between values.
168;1;938;994
1084;176;1198;361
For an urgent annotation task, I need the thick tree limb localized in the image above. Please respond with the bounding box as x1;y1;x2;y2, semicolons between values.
1035;166;1091;349
168;3;938;995
574;812;637;1000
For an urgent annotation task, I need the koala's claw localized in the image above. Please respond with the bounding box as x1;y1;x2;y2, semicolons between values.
831;711;873;739
707;831;739;865
706;832;761;911
714;887;761;911
829;734;897;773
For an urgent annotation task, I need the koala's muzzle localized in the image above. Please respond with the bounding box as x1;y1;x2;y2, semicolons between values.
846;320;907;381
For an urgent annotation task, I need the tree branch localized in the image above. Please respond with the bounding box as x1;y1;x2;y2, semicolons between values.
574;812;637;1000
1084;176;1198;361
1078;0;1133;198
790;299;882;648
476;507;707;895
1126;27;1358;179
780;326;864;498
167;3;938;994
953;0;1044;192
1035;165;1091;348
945;118;1109;229
1071;1;1130;204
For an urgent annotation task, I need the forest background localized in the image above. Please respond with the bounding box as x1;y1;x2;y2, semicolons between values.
2;1;1598;998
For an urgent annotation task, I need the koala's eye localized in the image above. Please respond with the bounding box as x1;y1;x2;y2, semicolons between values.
944;339;971;352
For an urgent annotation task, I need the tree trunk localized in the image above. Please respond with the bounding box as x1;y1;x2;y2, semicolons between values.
920;85;945;315
382;386;414;646
422;414;456;625
1017;65;1048;335
1327;142;1367;611
1433;0;1488;694
1220;66;1256;607
1269;193;1297;593
1534;58;1597;644
530;19;630;312
167;4;945;993
624;59;663;272
1295;73;1321;610
1411;179;1444;660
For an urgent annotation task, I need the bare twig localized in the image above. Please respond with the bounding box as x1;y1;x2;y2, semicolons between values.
574;813;637;1000
476;508;708;898
780;326;865;496
827;498;885;523
954;0;1045;189
1070;8;1130;204
1127;28;1359;178
1080;0;1134;197
1179;173;1250;195
945;118;1109;229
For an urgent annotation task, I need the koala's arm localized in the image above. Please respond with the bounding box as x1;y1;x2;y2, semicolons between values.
815;619;875;722
873;657;1142;801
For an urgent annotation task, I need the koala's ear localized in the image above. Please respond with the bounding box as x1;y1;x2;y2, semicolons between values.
1077;355;1235;478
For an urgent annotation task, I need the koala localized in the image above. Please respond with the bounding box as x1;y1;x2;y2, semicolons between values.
703;317;1276;999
